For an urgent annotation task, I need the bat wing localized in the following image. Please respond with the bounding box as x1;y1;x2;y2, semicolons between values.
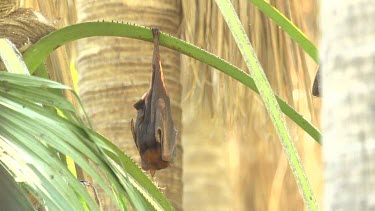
132;97;147;150
130;119;138;148
155;98;177;162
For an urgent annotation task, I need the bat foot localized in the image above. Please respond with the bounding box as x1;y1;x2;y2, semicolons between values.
151;27;159;38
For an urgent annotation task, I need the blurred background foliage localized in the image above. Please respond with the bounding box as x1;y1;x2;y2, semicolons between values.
6;0;321;210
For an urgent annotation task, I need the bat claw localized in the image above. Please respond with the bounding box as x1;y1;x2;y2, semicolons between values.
151;27;159;37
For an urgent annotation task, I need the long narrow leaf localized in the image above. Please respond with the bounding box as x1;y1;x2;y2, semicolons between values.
0;39;29;74
0;97;101;209
0;92;128;209
0;72;173;210
0;162;35;210
1;83;75;111
249;0;319;63
215;0;317;210
0;120;93;210
0;71;70;89
23;22;321;144
86;130;174;211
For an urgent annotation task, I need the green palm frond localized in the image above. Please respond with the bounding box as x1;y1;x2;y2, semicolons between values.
0;39;173;210
22;22;321;144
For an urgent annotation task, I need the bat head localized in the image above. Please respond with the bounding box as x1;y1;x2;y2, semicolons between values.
141;144;170;172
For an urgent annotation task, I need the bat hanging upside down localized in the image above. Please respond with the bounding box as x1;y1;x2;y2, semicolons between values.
131;27;177;176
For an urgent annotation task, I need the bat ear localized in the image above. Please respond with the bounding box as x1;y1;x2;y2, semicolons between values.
133;98;145;110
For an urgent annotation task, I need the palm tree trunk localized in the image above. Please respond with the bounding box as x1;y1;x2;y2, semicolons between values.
75;0;182;210
322;0;375;210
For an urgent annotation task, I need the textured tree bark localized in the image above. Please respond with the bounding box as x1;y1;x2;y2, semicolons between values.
322;0;375;210
75;1;183;210
0;0;55;62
